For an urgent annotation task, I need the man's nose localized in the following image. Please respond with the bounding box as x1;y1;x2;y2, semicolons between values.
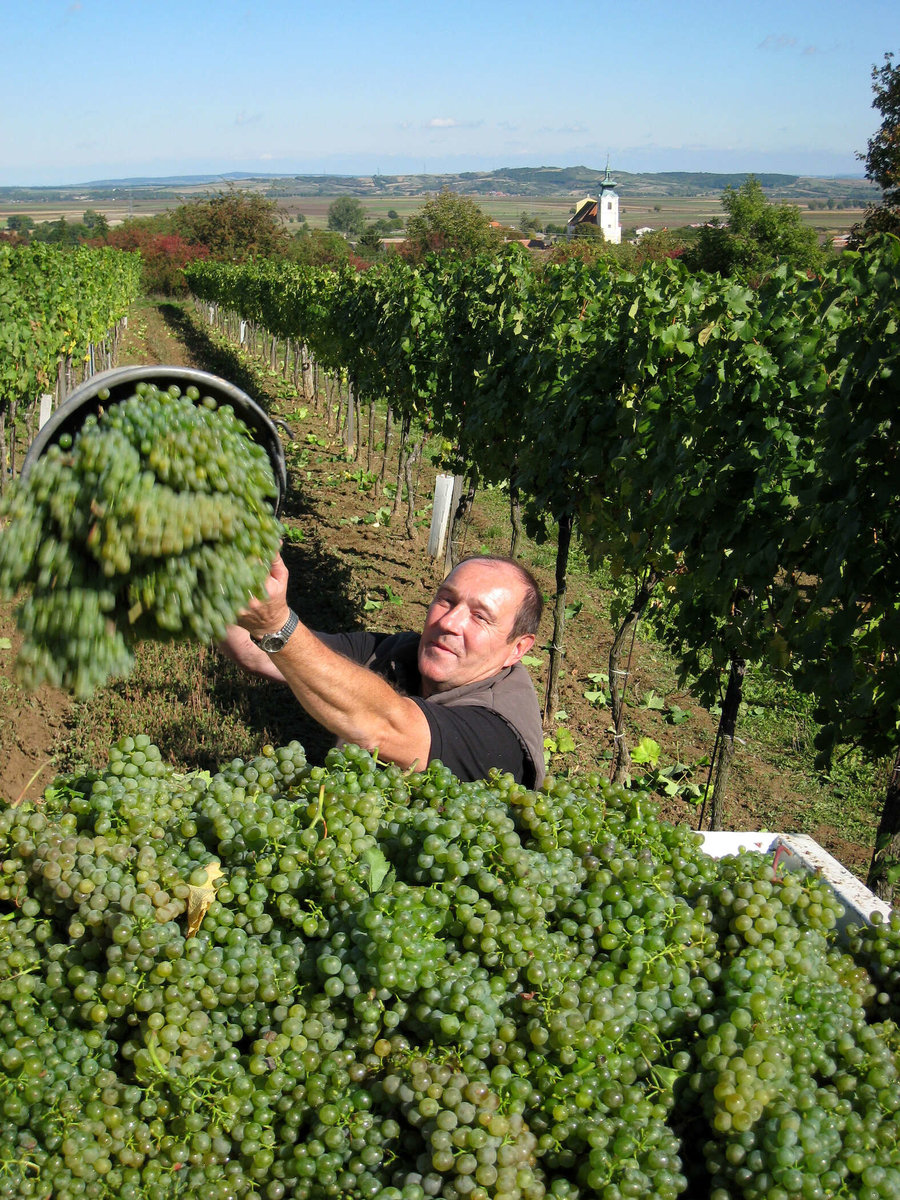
436;603;467;632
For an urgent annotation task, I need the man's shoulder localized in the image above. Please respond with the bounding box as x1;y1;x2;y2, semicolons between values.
365;631;422;694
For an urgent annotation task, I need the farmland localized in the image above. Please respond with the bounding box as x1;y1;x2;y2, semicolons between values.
2;199;900;1194
0;166;879;244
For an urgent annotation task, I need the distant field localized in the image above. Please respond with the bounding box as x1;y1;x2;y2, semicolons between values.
275;193;867;241
2;190;868;243
0;198;171;227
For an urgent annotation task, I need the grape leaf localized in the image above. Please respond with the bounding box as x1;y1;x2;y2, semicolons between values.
361;847;391;893
631;737;661;766
186;861;225;937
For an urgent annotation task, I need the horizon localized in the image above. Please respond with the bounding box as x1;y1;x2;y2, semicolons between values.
0;164;872;193
1;2;895;188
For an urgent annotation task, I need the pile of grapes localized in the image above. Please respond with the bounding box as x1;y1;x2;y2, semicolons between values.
1;741;899;1200
0;382;283;697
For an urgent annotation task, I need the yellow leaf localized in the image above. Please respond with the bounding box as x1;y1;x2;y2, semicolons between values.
185;861;225;937
698;323;715;347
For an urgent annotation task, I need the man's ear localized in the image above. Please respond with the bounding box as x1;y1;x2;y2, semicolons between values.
503;632;535;667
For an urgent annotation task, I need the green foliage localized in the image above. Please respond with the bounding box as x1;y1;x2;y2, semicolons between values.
546;236;626;267
403;189;503;260
860;52;900;202
290;227;352;267
81;209;109;238
30;216;83;246
630;735;661;766
851;52;900;245
633;226;686;265
355;223;384;259
0;242;141;421
327;196;367;236
784;236;900;764
169;189;290;260
103;224;208;294
684;175;823;278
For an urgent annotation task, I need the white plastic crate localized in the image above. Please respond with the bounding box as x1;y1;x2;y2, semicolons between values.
699;831;893;932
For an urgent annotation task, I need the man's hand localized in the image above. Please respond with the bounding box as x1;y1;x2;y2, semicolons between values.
235;553;292;641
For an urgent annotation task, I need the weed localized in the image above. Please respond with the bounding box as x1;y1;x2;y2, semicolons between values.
583;672;609;707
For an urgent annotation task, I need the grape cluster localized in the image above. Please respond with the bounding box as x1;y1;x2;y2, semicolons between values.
0;740;898;1199
0;382;283;697
847;909;900;1024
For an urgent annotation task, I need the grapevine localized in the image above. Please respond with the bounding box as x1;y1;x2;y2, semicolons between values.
0;739;897;1199
0;244;142;470
184;240;900;899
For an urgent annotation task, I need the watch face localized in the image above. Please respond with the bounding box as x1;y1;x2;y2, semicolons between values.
254;610;298;652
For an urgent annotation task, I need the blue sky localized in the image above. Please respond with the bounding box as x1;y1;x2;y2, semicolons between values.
2;0;896;185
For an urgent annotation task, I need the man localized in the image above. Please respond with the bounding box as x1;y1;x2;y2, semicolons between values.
220;553;546;787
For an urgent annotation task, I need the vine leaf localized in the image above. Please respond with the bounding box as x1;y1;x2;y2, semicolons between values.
631;737;661;767
186;861;225;937
361;847;391;893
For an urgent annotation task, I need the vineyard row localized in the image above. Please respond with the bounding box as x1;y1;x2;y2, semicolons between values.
184;239;900;897
0;243;142;484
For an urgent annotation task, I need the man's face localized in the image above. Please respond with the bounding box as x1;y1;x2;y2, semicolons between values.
417;560;535;696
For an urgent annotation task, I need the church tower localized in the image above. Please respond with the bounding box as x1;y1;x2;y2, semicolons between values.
598;161;621;245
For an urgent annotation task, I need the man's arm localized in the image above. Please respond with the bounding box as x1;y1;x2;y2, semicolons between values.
226;555;433;770
218;625;289;683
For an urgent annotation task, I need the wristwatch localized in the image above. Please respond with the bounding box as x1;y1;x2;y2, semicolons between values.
249;609;299;654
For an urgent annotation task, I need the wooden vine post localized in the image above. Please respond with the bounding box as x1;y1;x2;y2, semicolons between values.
868;748;900;900
608;570;660;785
701;656;746;831
445;474;476;574
543;512;573;724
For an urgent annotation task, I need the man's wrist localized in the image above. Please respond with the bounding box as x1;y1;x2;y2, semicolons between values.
249;609;300;654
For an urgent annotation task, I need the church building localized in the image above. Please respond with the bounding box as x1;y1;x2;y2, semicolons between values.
566;164;622;244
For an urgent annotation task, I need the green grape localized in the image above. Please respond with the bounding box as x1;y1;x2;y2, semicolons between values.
0;384;283;698
0;740;898;1199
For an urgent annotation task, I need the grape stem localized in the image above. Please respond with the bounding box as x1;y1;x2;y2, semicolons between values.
310;782;328;838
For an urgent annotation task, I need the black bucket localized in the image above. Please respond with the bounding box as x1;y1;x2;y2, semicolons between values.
20;366;288;515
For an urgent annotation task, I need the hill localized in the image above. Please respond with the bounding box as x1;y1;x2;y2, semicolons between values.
0;165;879;207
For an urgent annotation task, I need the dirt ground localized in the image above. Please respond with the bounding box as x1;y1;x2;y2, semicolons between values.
0;298;881;886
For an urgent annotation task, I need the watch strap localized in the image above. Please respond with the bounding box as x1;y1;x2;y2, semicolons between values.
250;609;299;653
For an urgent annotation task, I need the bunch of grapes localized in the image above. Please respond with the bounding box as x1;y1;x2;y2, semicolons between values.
0;740;898;1199
0;382;283;697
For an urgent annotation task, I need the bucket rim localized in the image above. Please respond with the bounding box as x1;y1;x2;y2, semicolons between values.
20;365;288;514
